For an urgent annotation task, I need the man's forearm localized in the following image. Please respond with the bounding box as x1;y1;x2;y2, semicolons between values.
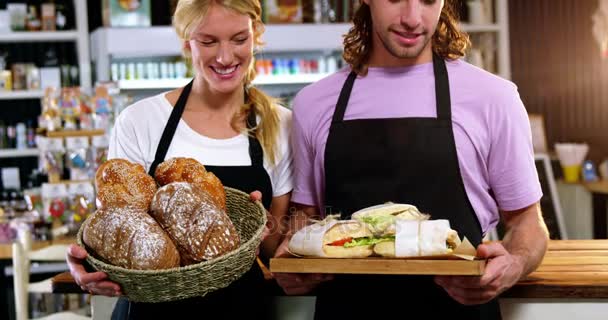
501;202;549;277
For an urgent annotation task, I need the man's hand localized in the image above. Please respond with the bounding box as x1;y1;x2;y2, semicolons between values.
66;244;122;296
434;242;524;305
272;235;333;295
436;202;548;305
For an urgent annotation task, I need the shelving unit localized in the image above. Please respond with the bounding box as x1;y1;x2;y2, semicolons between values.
0;1;91;89
0;148;39;159
90;0;511;89
0;90;45;100
116;73;333;90
0;31;79;42
0;1;92;165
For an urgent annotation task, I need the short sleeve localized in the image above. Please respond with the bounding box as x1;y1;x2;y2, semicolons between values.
290;96;317;206
107;110;146;166
488;87;543;211
269;106;294;197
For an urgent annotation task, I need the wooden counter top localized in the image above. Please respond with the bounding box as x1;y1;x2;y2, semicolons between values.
583;180;608;195
49;240;608;299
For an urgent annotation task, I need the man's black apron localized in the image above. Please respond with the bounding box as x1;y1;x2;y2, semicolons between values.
111;80;279;320
315;54;502;319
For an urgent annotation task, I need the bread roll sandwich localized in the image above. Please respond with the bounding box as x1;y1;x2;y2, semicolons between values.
82;206;181;270
154;157;226;210
373;220;462;258
288;220;388;258
352;202;430;236
95;159;158;211
150;182;240;265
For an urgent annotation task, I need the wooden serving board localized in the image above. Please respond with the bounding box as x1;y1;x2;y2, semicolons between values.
270;257;486;275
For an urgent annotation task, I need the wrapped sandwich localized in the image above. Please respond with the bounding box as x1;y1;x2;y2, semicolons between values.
288;219;394;258
352;202;430;236
373;219;462;258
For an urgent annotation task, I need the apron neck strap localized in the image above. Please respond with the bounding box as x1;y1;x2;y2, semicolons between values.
148;79;194;176
432;53;452;120
330;54;452;123
246;108;264;167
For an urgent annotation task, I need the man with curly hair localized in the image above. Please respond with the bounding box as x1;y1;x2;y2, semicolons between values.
273;0;549;318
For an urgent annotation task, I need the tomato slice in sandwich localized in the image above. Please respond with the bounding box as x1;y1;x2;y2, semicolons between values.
327;237;353;246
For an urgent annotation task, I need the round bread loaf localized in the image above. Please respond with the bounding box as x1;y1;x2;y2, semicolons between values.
149;182;240;265
95;159;157;211
82;206;181;270
154;157;226;211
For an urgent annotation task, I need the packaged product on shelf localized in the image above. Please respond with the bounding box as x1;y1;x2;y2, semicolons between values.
16;122;26;149
92;86;113;132
67;182;95;234
39;87;62;132
65;136;91;181
92;135;109;172
7;3;27;31
41;3;56;31
0;55;12;91
265;0;303;23
26;5;42;31
59;87;79;130
11;63;27;90
6;125;16;149
26;64;41;90
41;183;69;228
37;136;65;183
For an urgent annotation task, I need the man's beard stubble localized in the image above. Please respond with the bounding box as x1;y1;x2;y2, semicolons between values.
376;29;431;60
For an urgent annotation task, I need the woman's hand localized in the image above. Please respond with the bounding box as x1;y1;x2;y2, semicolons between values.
66;244;122;297
249;191;272;249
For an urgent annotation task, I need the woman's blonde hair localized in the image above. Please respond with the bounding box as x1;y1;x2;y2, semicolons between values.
343;0;471;75
173;0;281;165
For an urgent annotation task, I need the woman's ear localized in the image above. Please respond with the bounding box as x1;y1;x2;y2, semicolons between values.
183;40;191;52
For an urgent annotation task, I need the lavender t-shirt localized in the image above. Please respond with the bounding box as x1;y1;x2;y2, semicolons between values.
290;59;542;234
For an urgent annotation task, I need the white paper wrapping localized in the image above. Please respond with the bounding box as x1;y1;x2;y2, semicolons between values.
419;220;451;256
395;220;419;257
287;220;339;257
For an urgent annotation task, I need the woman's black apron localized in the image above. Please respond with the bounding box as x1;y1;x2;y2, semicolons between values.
111;80;279;320
315;54;502;319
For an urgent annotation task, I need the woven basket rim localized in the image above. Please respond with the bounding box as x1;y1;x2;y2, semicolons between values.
77;186;267;275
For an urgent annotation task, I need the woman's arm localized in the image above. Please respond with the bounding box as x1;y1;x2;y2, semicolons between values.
260;192;291;259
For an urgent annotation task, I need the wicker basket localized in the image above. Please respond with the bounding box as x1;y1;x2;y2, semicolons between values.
76;187;267;303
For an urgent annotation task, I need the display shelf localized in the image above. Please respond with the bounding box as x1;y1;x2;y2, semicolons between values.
0;148;39;158
0;90;45;100
0;31;79;43
38;129;105;138
460;23;501;33
117;73;333;90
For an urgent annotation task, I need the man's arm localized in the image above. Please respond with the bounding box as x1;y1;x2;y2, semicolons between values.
500;202;549;277
434;202;549;305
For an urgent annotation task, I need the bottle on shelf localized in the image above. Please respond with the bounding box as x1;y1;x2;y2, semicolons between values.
26;121;36;148
26;5;42;32
41;2;57;31
16;123;27;150
0;54;12;91
0;121;7;149
7;124;17;149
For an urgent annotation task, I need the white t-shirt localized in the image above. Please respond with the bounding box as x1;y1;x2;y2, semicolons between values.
107;92;294;197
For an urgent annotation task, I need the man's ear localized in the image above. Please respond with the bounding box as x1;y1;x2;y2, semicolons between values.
362;0;370;5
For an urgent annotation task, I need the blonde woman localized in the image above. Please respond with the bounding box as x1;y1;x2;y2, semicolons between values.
66;1;292;318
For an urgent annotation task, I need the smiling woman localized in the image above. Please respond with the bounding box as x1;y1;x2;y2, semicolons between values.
65;0;294;320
